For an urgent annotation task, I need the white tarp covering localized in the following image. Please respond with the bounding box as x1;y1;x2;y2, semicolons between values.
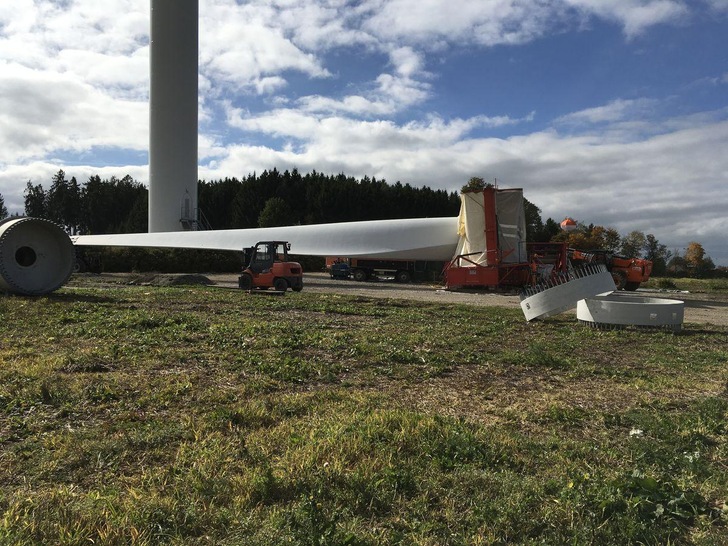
453;189;526;265
496;189;527;263
454;191;488;264
73;217;461;261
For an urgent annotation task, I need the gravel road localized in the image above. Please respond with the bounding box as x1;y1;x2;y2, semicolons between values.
205;272;728;327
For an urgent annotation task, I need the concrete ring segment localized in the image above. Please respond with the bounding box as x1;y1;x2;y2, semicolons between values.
577;294;685;331
0;217;75;296
520;264;616;321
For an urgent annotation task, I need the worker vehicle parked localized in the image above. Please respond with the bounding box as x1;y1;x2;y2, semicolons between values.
569;249;652;290
238;241;303;292
348;258;415;282
328;259;351;279
326;257;444;283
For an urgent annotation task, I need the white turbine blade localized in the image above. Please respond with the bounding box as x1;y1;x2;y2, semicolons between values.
72;217;460;261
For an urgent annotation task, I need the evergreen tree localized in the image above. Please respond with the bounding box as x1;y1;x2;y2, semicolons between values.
275;169;306;223
110;175;148;233
81;175;106;233
258;197;294;227
523;199;562;243
542;218;561;242
231;174;268;228
198;177;240;229
46;171;82;233
46;169;68;226
67;176;82;232
0;192;7;219
24;181;47;218
121;192;149;233
81;174;147;234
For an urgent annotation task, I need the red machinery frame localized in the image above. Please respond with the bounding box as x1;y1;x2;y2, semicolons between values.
444;186;528;289
443;187;569;290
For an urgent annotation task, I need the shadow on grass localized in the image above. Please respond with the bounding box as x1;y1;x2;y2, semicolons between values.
676;327;728;337
44;292;119;305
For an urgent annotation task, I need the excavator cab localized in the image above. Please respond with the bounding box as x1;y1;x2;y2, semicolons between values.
239;241;303;292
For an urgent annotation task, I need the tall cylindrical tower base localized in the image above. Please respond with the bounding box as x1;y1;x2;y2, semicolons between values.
149;0;199;232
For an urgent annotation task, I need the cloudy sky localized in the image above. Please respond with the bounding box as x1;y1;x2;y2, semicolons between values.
1;0;727;264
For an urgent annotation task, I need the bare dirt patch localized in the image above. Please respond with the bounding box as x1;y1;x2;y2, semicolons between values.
128;273;214;286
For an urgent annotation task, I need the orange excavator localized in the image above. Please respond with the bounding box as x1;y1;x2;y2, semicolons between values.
568;249;652;290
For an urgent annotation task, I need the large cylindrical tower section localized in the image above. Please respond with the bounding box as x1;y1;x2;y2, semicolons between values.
149;0;199;232
0;218;75;296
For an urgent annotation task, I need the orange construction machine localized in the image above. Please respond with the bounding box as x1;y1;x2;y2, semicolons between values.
238;241;303;292
568;249;652;290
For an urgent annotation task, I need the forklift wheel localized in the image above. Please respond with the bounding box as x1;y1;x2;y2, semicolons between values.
274;278;288;292
239;273;253;290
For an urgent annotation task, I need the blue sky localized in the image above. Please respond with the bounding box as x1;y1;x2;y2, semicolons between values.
1;0;727;264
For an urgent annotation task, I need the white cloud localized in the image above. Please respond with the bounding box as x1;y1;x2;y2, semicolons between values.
389;47;425;79
219;0;692;52
199;2;331;96
55;48;149;98
237;44;433;119
556;98;657;125
266;0;379;51
361;0;557;47
251;76;289;95
199;105;728;264
225;106;530;149
1;1;148;64
296;94;399;116
563;0;689;38
1;0;726;265
703;0;728;12
0;62;147;163
358;0;688;47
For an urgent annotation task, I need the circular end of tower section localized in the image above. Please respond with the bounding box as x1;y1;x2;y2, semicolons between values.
0;218;75;296
577;294;685;332
519;264;617;321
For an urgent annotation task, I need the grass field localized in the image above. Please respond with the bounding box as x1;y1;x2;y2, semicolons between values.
1;278;727;545
642;277;728;293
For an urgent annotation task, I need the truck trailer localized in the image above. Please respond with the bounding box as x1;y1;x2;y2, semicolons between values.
325;257;444;283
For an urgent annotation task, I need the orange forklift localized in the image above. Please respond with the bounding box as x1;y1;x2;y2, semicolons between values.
238;241;303;292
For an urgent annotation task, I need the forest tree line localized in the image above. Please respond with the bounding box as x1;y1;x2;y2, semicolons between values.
0;169;720;277
18;168;461;234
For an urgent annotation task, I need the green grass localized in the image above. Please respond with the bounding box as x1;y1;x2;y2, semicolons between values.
644;276;728;292
1;279;727;545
